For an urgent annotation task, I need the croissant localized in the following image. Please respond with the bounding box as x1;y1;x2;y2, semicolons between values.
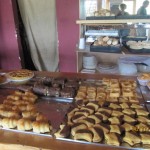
0;109;20;119
22;110;39;120
36;114;48;122
17;118;33;131
32;121;51;133
22;95;37;103
7;95;21;101
1;118;18;129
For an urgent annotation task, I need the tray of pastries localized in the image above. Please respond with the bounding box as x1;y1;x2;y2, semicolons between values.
53;78;150;149
0;77;149;149
91;36;121;53
123;41;150;53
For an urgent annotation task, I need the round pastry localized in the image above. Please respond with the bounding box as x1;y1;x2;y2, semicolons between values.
103;36;109;42
143;43;150;49
7;69;34;81
126;41;137;46
130;44;143;50
112;39;119;46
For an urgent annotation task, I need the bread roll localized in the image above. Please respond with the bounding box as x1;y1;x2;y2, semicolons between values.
1;118;18;129
32;121;51;133
17;118;32;131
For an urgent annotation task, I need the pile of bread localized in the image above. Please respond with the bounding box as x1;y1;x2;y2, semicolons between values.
94;9;115;17
0;91;51;134
54;78;150;147
93;36;119;46
126;40;150;50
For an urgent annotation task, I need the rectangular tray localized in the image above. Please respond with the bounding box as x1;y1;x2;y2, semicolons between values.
116;15;150;19
122;42;150;53
90;44;122;53
122;36;147;42
86;16;115;20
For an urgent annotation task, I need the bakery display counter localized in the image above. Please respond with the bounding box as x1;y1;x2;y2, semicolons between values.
0;71;150;150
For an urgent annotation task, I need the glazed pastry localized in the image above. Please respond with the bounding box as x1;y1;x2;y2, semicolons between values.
89;127;103;143
109;103;121;109
135;109;149;116
122;109;136;116
94;123;110;134
54;124;70;138
1;118;18;129
74;110;90;117
74;129;93;142
71;123;87;136
109;89;120;97
106;97;118;103
17;118;32;131
123;115;137;124
67;108;79;117
140;133;150;145
86;102;99;111
122;89;134;97
137;116;150;124
77;118;95;128
108;116;122;125
110;125;122;134
71;114;86;123
87;114;102;124
128;97;139;104
123;131;141;146
80;106;95;115
32;121;51;133
135;123;150;132
105;133;120;146
130;104;143;109
97;107;112;115
95;112;109;122
121;123;134;132
118;97;129;103
111;110;124;117
119;103;130;109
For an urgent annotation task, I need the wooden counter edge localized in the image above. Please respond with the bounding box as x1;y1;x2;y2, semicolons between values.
0;143;51;150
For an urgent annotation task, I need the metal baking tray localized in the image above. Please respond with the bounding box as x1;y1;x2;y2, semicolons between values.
0;127;52;138
56;137;150;150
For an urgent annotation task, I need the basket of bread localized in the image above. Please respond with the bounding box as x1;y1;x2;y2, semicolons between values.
90;36;121;53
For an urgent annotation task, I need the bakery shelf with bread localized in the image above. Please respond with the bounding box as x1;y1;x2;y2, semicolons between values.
76;19;150;73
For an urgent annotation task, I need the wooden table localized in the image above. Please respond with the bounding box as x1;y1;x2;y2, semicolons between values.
0;71;149;150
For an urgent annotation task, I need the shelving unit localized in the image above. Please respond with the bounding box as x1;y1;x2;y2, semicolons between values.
76;19;150;73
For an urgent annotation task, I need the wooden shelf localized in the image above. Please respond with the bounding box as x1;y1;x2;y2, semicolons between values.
76;19;150;25
76;19;150;73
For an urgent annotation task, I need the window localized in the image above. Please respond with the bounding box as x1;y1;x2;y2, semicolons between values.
85;0;97;16
123;0;134;14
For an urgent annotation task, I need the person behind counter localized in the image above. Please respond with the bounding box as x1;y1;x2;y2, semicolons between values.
137;0;149;15
117;3;129;16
